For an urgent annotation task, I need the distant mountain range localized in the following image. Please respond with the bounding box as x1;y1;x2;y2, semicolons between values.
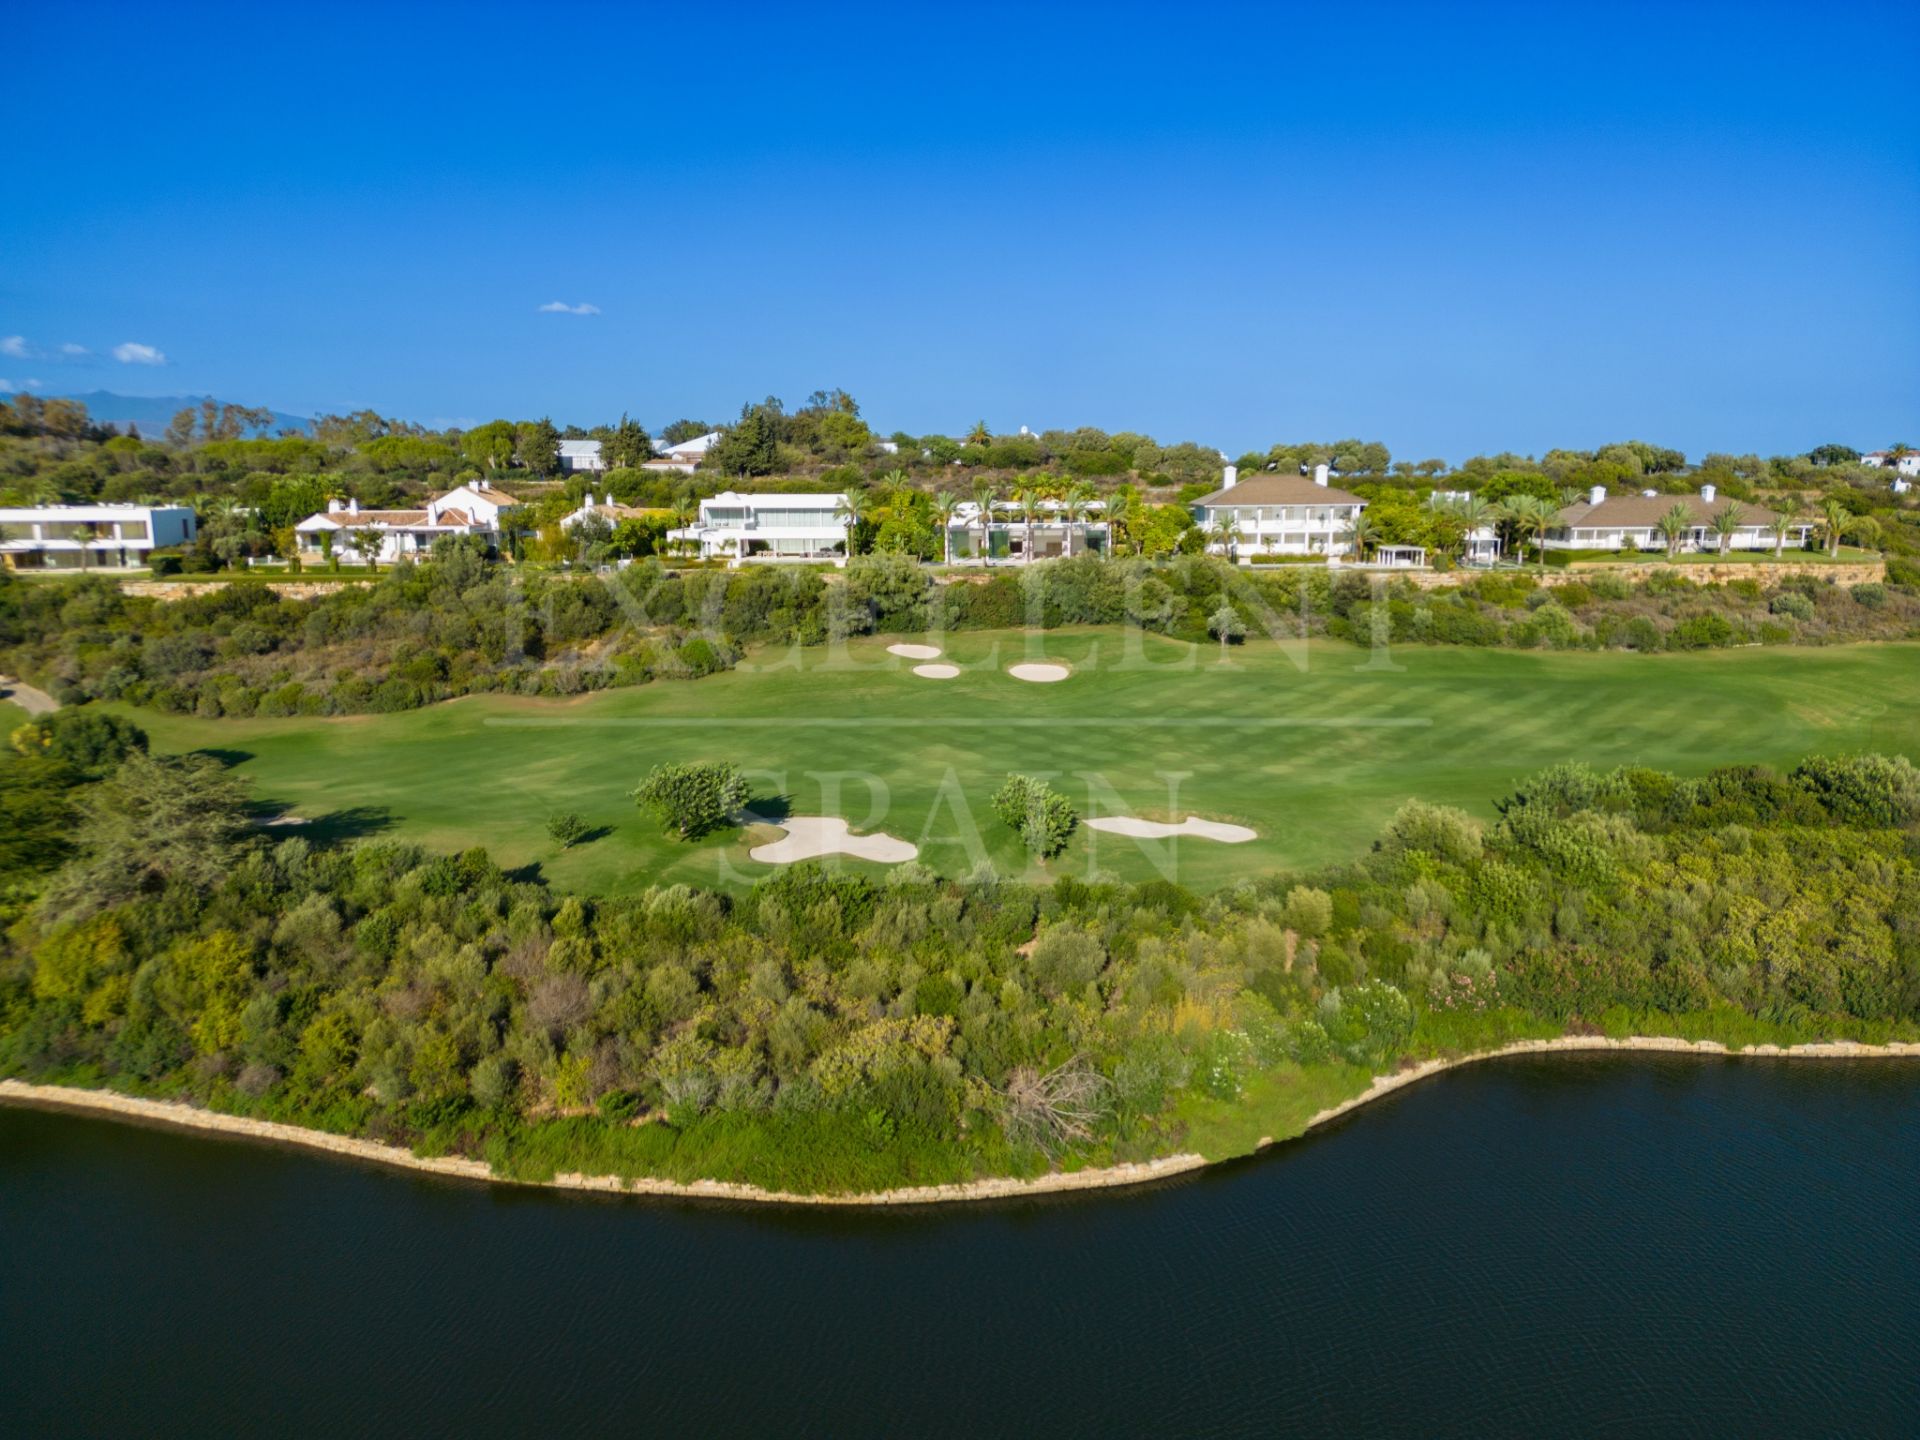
48;391;314;437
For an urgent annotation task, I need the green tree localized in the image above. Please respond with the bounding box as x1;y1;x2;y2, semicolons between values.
547;811;591;849
602;413;653;469
633;761;748;839
992;773;1078;858
709;404;782;476
42;752;254;920
462;420;518;471
516;418;562;477
1656;503;1692;560
1208;598;1246;652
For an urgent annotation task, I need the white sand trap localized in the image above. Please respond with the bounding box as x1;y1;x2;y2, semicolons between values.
1008;662;1071;682
1085;815;1259;844
913;662;960;679
888;643;943;660
749;817;919;865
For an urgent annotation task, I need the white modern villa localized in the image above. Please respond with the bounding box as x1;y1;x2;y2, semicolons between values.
294;480;521;564
666;491;849;563
946;498;1109;562
1543;484;1812;552
0;503;197;571
1190;464;1367;561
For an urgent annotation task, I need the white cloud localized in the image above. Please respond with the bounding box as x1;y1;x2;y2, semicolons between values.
112;341;168;365
0;335;29;359
538;300;601;315
59;342;92;359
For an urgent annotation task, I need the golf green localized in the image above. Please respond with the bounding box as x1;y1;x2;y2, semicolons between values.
122;630;1920;893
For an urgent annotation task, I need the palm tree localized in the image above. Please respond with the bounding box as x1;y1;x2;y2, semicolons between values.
1012;484;1039;564
1104;486;1138;556
1770;499;1805;558
1496;496;1554;571
1819;498;1850;558
835;489;868;557
932;490;959;567
965;420;992;447
1214;512;1245;563
1655;503;1692;560
970;479;998;562
1062;481;1096;558
1344;511;1382;562
1710;502;1746;557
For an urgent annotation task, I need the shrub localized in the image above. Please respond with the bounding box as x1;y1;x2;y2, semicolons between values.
1666;613;1735;650
9;708;148;773
1790;754;1920;828
1884;556;1920;589
1850;582;1887;609
632;761;749;840
1768;591;1815;621
1025;926;1106;996
992;773;1078;857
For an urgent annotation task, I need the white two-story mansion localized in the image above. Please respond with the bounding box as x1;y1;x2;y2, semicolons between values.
294;480;521;564
1190;464;1367;561
667;491;850;563
0;503;197;571
1543;484;1813;552
946;498;1109;562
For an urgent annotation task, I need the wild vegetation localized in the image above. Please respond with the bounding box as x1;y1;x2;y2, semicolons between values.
3;715;1916;1193
4;552;1918;723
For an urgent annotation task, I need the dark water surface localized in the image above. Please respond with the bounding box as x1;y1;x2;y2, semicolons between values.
3;1055;1917;1438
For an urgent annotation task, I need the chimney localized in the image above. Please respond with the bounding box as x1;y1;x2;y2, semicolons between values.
1699;482;1717;503
327;497;342;514
348;497;359;515
1588;484;1606;506
1222;463;1238;490
1313;463;1330;488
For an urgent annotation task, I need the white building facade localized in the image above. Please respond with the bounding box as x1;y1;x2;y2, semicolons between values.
1544;484;1811;552
0;503;197;571
644;431;724;475
666;491;849;563
294;481;521;564
945;499;1108;562
1189;464;1367;560
558;439;605;473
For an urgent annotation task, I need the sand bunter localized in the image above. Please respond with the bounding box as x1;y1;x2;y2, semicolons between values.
748;817;918;864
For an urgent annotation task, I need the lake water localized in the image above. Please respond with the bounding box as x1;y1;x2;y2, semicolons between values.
3;1055;1917;1437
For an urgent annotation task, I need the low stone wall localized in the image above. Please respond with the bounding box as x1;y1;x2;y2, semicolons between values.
121;579;372;601
1393;559;1884;590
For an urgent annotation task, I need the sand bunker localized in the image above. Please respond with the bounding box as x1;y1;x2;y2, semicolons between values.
887;643;943;660
913;663;960;679
1085;815;1259;843
1008;662;1071;682
749;817;919;865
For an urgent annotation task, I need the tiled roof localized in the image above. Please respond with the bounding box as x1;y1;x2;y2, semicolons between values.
1552;494;1791;529
1191;474;1367;507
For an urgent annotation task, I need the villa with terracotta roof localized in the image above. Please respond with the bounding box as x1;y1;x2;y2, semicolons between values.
1543;483;1813;553
294;480;521;564
1189;463;1368;560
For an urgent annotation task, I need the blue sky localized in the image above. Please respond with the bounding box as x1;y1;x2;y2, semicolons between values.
5;0;1916;460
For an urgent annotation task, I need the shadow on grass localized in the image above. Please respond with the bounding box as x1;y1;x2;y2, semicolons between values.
193;747;255;768
745;793;794;825
302;805;396;846
503;860;546;885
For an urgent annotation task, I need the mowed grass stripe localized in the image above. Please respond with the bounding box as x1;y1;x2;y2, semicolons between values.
114;632;1920;894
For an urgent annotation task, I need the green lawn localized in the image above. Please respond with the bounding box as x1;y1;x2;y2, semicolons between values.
121;630;1920;894
0;699;26;734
